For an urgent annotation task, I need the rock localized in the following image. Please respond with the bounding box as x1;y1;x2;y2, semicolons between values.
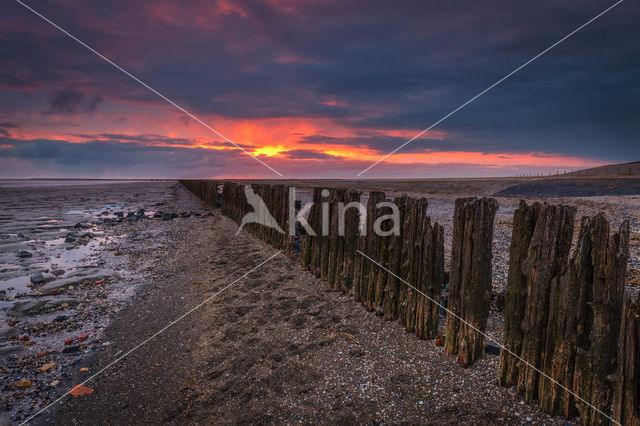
62;344;81;354
69;384;93;396
64;236;76;243
38;269;113;293
12;300;47;315
52;269;65;276
38;361;58;372
17;250;33;258
42;298;81;310
52;315;68;322
485;341;501;356
17;379;31;387
30;273;45;285
0;327;20;339
12;297;80;314
0;345;24;358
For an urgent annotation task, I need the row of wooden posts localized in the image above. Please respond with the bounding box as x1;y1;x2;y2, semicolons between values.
180;180;635;425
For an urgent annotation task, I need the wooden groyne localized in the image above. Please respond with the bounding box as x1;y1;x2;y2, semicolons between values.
180;180;219;207
221;182;294;253
498;201;631;424
181;180;634;425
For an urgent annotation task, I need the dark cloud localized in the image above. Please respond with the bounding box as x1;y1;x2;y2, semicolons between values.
1;0;638;175
0;136;249;178
45;89;84;114
0;122;17;137
44;89;104;115
69;133;254;149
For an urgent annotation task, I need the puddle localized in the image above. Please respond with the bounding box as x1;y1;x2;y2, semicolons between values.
0;276;32;308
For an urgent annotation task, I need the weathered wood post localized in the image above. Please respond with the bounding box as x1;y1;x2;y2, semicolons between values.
354;191;386;306
444;197;498;366
498;201;542;386
363;192;388;311
612;294;640;426
338;189;361;293
415;219;445;339
515;203;576;402
572;217;629;424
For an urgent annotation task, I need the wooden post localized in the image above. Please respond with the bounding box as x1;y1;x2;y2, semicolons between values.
444;197;499;366
612;294;640;426
572;217;629;424
499;201;542;386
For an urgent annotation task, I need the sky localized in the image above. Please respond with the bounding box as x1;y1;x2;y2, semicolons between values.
0;0;638;179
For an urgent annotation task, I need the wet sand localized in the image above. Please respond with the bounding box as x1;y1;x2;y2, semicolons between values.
0;181;213;422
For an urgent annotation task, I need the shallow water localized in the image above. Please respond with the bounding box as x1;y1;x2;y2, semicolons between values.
0;181;172;320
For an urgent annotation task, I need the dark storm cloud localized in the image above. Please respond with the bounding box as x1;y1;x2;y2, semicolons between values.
43;89;104;114
0;136;249;177
0;122;18;138
1;0;639;168
45;89;84;114
68;133;255;149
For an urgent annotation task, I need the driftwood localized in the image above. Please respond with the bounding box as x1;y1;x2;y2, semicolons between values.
444;197;498;366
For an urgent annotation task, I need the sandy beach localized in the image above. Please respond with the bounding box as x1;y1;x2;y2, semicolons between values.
1;179;638;424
